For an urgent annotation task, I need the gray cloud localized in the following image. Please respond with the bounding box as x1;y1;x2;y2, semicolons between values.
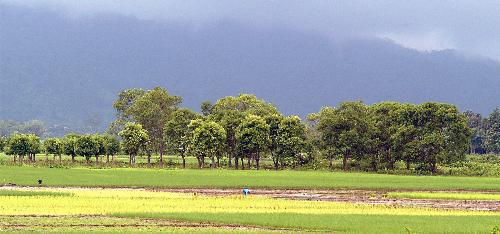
3;0;500;60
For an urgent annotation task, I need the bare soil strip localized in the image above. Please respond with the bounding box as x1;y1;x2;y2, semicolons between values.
157;188;500;211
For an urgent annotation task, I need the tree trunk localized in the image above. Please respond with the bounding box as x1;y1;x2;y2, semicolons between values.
406;160;411;170
329;158;333;170
147;153;151;167
343;153;349;171
216;157;220;168
241;157;245;170
235;157;239;170
211;156;215;168
95;155;99;166
106;155;110;163
13;155;17;162
255;152;260;170
129;154;132;165
58;154;61;163
159;145;164;167
182;155;186;168
46;154;49;161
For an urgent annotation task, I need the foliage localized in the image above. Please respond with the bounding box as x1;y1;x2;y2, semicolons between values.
236;115;270;169
164;109;200;167
43;138;63;156
190;120;226;168
118;122;149;165
75;135;100;162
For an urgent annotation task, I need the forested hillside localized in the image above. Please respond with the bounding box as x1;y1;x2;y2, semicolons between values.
1;4;500;129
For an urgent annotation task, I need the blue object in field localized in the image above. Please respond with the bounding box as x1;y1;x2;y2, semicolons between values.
242;188;250;195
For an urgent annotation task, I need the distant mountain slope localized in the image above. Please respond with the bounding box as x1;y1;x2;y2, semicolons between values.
1;4;499;129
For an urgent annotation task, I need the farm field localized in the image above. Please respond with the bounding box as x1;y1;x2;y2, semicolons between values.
1;165;500;191
0;187;498;233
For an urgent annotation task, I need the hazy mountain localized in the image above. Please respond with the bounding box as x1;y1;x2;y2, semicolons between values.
1;4;499;129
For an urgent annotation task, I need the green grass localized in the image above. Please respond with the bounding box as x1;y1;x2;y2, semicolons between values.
0;188;497;233
117;212;500;234
0;189;72;197
1;165;499;190
387;191;500;200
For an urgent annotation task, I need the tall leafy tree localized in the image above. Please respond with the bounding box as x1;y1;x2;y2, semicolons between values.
276;116;307;169
164;109;200;168
210;94;278;169
190;120;226;168
120;87;182;166
311;102;371;171
236;115;270;170
484;108;500;154
265;114;285;170
119;122;149;165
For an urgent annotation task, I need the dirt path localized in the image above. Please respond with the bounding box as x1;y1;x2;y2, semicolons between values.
156;188;500;211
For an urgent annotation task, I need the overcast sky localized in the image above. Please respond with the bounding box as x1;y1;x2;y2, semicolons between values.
4;0;500;60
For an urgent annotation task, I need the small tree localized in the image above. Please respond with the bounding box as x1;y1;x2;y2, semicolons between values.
7;134;30;163
190;120;226;168
75;135;100;164
164;109;200;168
119;122;149;165
63;134;79;162
44;138;63;162
92;134;106;165
103;134;121;163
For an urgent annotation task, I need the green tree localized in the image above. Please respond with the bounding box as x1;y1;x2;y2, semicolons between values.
92;134;106;165
43;138;63;162
164;109;200;168
276;116;307;169
370;102;405;170
200;101;213;116
265;114;285;170
103;134;121;163
210;94;278;169
62;134;79;162
0;137;6;152
236;115;270;170
311;102;371;171
190;120;226;168
117;87;182;166
6;134;31;162
75;135;100;163
485;108;500;154
119;122;149;165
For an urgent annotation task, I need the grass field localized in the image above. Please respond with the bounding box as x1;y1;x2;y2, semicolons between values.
0;188;498;233
387;191;500;200
1;165;500;191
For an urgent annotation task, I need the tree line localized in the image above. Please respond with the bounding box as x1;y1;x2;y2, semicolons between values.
1;87;497;173
464;108;500;154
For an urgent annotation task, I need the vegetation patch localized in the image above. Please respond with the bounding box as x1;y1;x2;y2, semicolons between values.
0;190;72;197
2;165;500;191
0;188;498;233
386;191;500;201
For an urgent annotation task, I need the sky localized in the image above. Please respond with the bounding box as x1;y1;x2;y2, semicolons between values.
3;0;500;60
